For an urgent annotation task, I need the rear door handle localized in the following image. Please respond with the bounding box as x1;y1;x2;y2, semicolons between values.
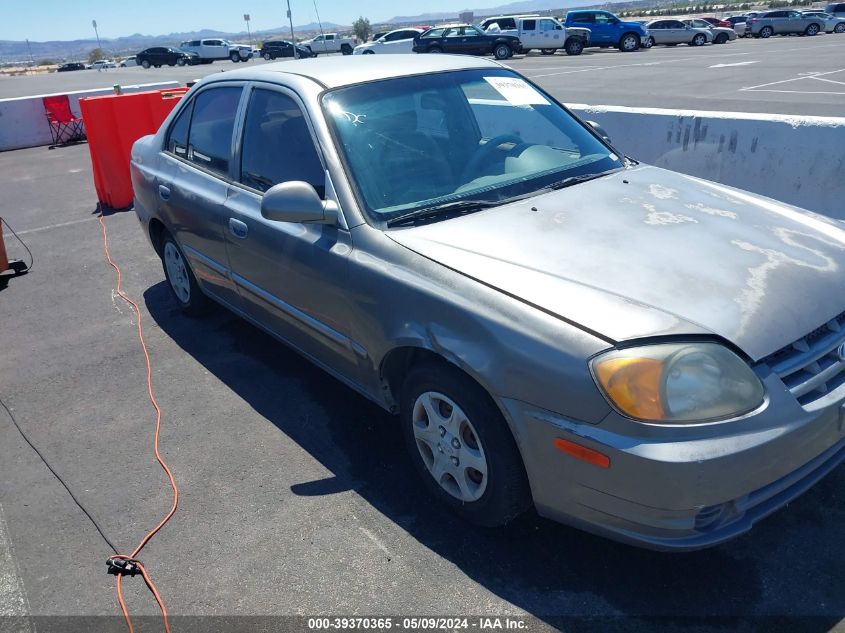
158;184;171;200
229;218;248;239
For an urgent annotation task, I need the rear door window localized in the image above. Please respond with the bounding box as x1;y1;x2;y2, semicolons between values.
186;87;242;176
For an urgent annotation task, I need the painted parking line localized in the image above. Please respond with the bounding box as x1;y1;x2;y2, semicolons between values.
710;61;760;68
0;504;31;627
740;68;845;92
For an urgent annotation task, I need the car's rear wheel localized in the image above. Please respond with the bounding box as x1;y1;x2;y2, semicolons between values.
805;23;820;35
715;33;729;43
176;58;186;66
618;33;640;51
141;59;151;69
427;46;443;54
230;52;241;62
493;43;511;59
161;235;210;316
835;22;845;33
263;52;272;60
565;38;584;55
692;33;707;46
541;48;555;55
400;361;531;527
760;26;774;38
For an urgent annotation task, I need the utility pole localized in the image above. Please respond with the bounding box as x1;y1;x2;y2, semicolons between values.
25;38;34;71
92;19;101;50
244;13;252;49
286;0;298;58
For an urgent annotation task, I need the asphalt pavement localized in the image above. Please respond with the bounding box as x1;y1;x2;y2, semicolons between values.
1;34;843;115
0;142;844;629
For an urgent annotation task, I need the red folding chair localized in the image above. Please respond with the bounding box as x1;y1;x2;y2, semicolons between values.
43;95;86;147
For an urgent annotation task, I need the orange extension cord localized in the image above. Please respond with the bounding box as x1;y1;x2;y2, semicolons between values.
99;215;178;633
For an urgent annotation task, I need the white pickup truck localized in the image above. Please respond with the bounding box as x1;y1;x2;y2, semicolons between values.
179;38;253;63
299;33;358;56
481;15;591;55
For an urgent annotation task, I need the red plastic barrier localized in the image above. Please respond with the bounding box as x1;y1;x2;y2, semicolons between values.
80;87;188;210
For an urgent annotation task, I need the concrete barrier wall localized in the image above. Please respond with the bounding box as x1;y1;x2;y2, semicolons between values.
0;82;181;152
566;104;845;219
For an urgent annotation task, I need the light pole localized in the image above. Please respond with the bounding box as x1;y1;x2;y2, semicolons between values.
92;19;102;50
286;0;298;59
244;13;252;49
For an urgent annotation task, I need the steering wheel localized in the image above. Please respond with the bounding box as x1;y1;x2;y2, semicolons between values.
460;134;525;183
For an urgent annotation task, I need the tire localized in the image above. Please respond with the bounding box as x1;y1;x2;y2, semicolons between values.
363;49;375;54
643;36;655;48
805;23;820;36
565;38;584;55
167;62;175;66
618;33;640;51
400;361;531;527
230;52;240;62
760;26;773;38
154;65;161;68
263;52;272;60
341;44;352;55
141;59;151;69
176;58;186;66
541;48;555;55
835;23;845;33
692;33;707;46
160;235;210;317
427;46;442;54
715;33;728;44
493;43;511;60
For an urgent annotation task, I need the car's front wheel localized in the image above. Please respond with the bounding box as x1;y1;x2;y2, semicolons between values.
618;33;640;51
400;361;531;527
493;43;511;60
176;58;186;66
230;52;241;62
161;235;210;316
141;59;151;69
835;23;845;33
760;26;774;38
565;38;584;55
643;36;655;48
427;46;443;54
805;23;820;36
715;33;728;44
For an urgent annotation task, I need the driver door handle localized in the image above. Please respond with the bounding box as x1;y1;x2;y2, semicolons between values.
229;218;248;239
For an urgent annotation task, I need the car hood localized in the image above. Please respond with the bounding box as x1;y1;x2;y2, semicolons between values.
387;166;845;360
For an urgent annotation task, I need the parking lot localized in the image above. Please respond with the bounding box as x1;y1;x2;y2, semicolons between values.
1;26;845;633
1;139;845;629
1;34;843;115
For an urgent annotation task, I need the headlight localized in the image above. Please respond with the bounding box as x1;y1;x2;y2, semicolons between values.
591;342;765;423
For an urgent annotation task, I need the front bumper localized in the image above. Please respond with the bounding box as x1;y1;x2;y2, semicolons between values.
502;391;845;551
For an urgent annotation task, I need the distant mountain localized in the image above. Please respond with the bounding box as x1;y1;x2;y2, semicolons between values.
0;22;345;63
386;0;625;23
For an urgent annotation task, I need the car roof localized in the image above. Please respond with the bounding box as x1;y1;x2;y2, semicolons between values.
207;55;503;89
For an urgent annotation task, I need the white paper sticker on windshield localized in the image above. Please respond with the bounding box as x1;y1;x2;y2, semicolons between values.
484;77;550;106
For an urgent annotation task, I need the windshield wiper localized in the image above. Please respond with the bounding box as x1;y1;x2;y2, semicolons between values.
386;199;497;227
541;171;612;191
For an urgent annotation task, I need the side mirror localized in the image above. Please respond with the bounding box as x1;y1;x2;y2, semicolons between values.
587;120;611;144
261;181;338;225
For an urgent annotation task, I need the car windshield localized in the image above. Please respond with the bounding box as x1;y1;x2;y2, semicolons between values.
322;69;622;225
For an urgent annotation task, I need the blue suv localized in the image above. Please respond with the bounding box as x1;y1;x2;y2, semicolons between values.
563;10;649;51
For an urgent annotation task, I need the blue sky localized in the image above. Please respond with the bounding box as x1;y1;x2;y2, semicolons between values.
6;0;471;41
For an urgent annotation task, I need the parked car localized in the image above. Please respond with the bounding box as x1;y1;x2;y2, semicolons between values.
412;24;520;59
484;16;591;56
563;10;650;51
726;15;749;37
57;62;85;72
802;10;845;33
299;33;358;56
118;56;138;67
683;18;737;43
748;11;826;37
699;16;732;28
644;19;712;46
131;55;845;552
259;40;314;60
353;28;424;54
825;3;845;17
136;47;198;68
180;38;252;63
90;59;117;69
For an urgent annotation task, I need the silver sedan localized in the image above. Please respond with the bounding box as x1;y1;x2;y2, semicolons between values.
645;19;713;46
683;18;738;43
131;56;845;550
